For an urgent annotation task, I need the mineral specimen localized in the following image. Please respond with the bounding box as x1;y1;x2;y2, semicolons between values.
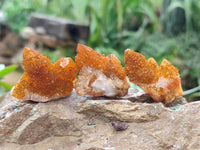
11;48;77;102
111;122;129;131
75;44;129;97
124;49;183;103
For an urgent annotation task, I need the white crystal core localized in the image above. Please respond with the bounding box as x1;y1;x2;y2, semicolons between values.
156;77;169;88
91;72;116;97
60;58;69;68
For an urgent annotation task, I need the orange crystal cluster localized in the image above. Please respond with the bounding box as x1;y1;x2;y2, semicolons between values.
11;48;77;102
124;49;183;103
75;44;129;97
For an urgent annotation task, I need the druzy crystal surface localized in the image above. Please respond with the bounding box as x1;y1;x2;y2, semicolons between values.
11;48;77;102
75;44;129;97
125;49;183;103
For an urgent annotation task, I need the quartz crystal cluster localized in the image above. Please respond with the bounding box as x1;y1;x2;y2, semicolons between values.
124;49;183;103
11;48;77;102
75;44;129;97
11;45;183;103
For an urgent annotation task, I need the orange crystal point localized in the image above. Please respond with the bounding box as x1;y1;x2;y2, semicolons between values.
124;49;159;84
11;47;77;102
124;49;183;103
75;44;129;97
76;44;108;72
159;59;183;103
105;54;126;80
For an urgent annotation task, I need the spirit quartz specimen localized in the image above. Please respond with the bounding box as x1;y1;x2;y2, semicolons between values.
75;44;129;97
124;49;183;103
11;48;77;102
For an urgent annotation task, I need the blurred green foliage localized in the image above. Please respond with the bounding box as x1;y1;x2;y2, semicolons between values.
0;65;18;97
1;0;200;99
41;47;76;62
1;0;35;31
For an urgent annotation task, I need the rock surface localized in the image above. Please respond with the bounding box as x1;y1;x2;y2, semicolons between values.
0;89;200;150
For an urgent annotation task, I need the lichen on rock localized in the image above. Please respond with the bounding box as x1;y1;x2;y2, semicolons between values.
11;47;77;102
75;44;129;97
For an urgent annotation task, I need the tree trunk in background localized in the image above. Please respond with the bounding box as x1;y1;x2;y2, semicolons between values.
162;0;186;36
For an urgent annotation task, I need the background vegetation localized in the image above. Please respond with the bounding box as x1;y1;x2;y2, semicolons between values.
0;65;17;97
1;0;200;101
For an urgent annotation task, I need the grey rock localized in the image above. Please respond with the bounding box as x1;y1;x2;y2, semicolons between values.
22;28;77;49
111;122;129;131
2;32;22;51
0;91;85;145
77;99;165;122
21;27;35;39
0;89;199;150
164;96;187;107
86;148;105;150
0;23;10;40
29;13;89;41
0;30;22;65
0;56;11;65
29;34;57;48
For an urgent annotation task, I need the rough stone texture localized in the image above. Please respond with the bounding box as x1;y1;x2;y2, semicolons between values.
29;13;89;42
0;90;86;145
77;99;165;123
0;89;200;150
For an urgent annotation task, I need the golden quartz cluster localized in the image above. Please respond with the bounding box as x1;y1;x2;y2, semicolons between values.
11;44;183;103
12;48;77;102
75;44;129;97
124;49;183;103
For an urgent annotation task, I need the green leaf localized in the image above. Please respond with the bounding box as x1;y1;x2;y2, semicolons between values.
0;65;18;78
0;81;13;91
117;0;123;31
